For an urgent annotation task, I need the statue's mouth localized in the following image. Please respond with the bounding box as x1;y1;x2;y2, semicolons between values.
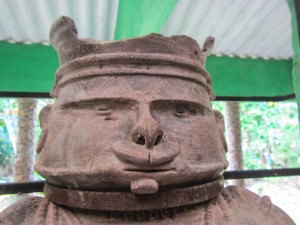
123;168;177;173
112;138;180;166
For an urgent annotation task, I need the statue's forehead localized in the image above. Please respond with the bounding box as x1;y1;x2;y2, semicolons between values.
56;75;211;107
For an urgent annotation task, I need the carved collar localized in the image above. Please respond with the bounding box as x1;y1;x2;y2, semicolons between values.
44;177;223;213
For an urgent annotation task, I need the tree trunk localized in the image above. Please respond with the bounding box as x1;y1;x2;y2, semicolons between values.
14;98;37;182
225;101;245;187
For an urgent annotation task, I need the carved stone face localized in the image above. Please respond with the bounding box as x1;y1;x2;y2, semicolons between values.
35;74;228;191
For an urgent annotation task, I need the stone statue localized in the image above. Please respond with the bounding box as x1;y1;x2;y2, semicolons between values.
0;16;295;225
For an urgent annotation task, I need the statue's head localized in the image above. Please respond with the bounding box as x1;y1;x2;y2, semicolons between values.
35;16;228;194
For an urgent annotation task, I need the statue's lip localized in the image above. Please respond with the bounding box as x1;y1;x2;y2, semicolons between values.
113;139;180;166
123;168;176;173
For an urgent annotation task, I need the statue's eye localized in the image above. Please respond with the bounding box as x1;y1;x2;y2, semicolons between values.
175;104;186;118
174;103;204;118
190;108;197;115
96;106;111;116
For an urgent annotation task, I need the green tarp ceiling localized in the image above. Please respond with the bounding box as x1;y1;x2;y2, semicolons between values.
0;0;299;103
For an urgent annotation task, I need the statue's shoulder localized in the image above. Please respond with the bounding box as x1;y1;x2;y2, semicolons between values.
0;196;89;225
218;185;296;225
0;196;47;225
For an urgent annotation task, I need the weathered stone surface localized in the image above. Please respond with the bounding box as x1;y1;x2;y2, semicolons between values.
0;186;295;224
0;16;295;224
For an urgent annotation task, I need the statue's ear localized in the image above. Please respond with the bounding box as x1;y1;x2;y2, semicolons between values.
213;110;228;152
37;104;52;153
39;104;52;129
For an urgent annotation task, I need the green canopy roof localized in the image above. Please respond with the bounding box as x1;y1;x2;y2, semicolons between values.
0;0;298;107
0;41;293;100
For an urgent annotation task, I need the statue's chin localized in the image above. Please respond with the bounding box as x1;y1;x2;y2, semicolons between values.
130;178;159;194
35;161;227;192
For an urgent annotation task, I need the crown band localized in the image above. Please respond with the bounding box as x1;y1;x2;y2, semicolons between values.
51;53;213;99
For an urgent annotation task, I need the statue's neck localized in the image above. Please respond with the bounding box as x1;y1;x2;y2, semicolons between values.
44;177;223;212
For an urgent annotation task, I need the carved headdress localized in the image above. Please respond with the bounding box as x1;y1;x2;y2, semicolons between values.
49;16;215;99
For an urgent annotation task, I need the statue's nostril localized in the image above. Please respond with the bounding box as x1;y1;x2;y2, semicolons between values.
154;135;163;146
136;134;146;145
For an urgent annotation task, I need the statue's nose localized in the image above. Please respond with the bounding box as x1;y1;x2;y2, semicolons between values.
131;105;164;149
113;103;179;166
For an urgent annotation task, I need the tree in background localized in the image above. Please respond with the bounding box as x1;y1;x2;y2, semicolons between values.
213;101;300;171
13;99;36;182
225;102;245;187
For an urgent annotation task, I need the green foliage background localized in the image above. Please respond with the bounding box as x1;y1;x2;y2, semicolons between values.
0;99;16;167
0;123;13;166
212;101;300;170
